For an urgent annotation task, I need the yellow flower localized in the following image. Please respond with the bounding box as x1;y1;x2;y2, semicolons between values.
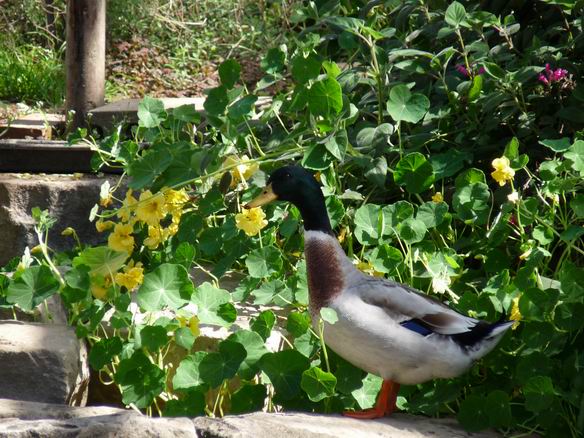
118;190;138;222
235;207;268;236
178;315;200;337
164;188;189;214
491;157;515;186
510;296;522;330
223;155;259;187
136;190;167;226
90;275;112;301
95;220;115;232
432;192;443;203
355;260;384;278
100;193;113;207
108;223;135;254
30;245;43;255
144;226;164;250
61;227;75;236
114;261;144;291
166;222;179;237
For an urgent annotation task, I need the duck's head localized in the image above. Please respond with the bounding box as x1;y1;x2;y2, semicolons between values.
247;165;333;234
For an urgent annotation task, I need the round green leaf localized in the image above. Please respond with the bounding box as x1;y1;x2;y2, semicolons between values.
174;327;196;350
219;59;241;89
457;394;490;432
230;384;267;414
172;352;207;390
199;340;247;388
398;217;427;244
190;282;232;327
306;77;343;117
140;326;168;352
452;182;491;224
204;85;229;115
138;96;166;128
127;148;173;189
137;263;193;312
251;310;276;341
320;307;338;324
245;247;283;278
227;329;269;380
393;152;435;194
73;246;128;277
416;201;448;228
301;366;337;402
259;350;310;401
291;52;322;84
354;204;381;245
286;311;311;338
163;391;205;417
351;373;382;409
387;85;429;123
7;265;59;311
89;337;123;370
486;390;512;428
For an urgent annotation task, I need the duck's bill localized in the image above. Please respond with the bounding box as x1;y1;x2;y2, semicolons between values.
246;184;278;208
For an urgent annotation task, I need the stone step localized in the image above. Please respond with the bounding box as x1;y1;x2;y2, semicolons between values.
0;398;500;438
0;322;89;406
0;113;65;140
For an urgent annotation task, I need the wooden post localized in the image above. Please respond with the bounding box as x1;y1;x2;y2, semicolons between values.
66;0;106;130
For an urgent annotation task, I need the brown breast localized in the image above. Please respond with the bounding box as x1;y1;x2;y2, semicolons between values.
304;237;345;312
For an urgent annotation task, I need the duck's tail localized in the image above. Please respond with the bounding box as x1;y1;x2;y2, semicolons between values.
449;317;513;360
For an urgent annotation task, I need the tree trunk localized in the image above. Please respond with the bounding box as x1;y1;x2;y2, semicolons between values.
66;0;106;130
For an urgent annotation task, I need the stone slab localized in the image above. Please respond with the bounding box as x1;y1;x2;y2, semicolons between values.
0;399;500;438
0;322;89;405
0;173;118;265
0;113;65;140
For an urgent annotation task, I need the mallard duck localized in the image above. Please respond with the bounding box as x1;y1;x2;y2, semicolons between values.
248;165;513;419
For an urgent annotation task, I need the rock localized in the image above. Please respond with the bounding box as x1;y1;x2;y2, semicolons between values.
0;173;117;266
0;322;89;406
193;412;500;438
0;399;500;438
0;399;196;438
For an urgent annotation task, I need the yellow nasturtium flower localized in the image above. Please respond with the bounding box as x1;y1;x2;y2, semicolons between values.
144;226;164;250
235;207;268;236
108;223;135;254
355;260;384;278
114;261;144;291
510;296;522;330
432;192;444;203
118;189;138;223
90;275;112;300
223;155;259;187
491;156;515;186
95;220;115;233
178;315;200;337
136;190;167;226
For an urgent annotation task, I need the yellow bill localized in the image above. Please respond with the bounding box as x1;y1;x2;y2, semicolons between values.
246;184;278;208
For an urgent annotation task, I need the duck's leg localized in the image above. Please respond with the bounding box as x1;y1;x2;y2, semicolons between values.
343;380;401;419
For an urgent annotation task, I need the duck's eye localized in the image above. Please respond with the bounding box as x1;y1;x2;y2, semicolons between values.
283;172;291;179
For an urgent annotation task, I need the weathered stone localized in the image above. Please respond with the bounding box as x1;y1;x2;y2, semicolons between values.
0;322;89;406
0;173;117;265
193;412;500;438
0;113;64;140
0;399;501;438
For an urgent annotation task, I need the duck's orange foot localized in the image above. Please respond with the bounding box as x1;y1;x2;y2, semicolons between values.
343;380;400;419
343;407;386;419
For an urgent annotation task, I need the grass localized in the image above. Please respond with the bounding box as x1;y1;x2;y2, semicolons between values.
0;44;65;107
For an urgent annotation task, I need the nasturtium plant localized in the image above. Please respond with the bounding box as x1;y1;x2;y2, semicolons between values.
3;1;584;435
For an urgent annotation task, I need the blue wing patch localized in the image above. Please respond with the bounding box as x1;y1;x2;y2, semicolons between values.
400;319;433;336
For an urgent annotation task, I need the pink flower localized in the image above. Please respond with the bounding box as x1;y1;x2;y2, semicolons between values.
456;65;469;77
539;64;569;86
456;64;485;78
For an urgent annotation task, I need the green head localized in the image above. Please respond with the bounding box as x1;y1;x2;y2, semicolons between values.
248;165;333;235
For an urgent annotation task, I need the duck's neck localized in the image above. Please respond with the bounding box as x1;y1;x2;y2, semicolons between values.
296;194;334;236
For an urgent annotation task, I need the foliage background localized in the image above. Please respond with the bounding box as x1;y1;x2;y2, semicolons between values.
1;0;584;437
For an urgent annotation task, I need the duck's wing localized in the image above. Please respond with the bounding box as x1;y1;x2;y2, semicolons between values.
352;276;479;336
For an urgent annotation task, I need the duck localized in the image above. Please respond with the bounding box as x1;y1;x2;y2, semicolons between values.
247;165;513;419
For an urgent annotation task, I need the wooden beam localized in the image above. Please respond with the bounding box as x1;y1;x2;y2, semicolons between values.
66;0;106;130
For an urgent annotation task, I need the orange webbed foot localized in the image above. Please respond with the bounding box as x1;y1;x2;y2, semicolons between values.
343;380;400;419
